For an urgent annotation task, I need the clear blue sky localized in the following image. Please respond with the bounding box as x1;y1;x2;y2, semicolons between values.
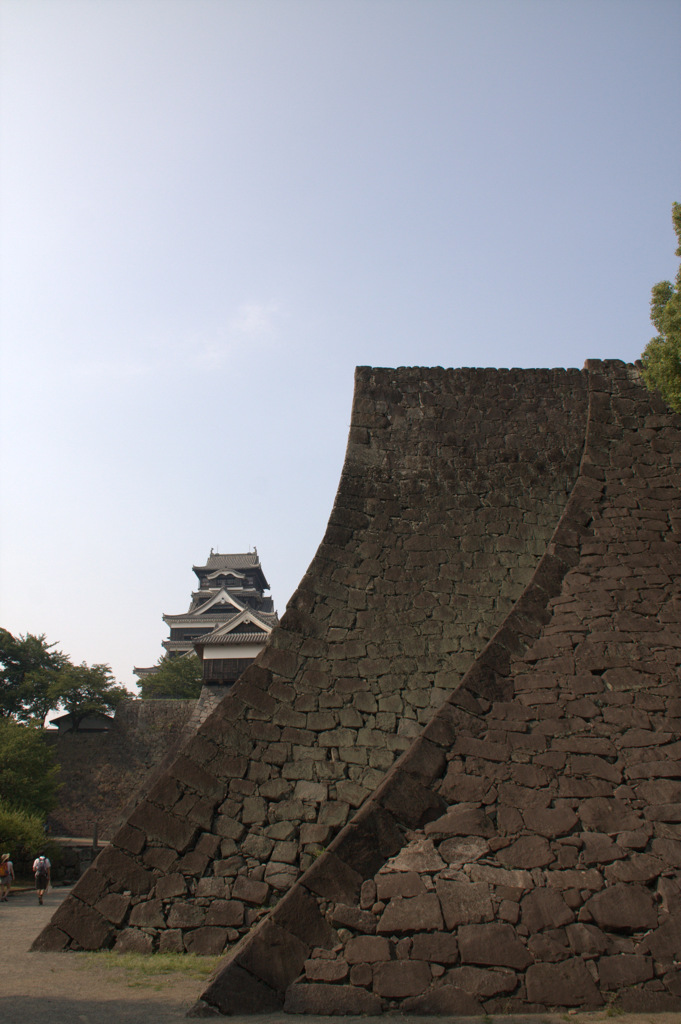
1;0;679;690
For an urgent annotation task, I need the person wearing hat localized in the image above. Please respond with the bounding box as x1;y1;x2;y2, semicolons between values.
0;853;14;901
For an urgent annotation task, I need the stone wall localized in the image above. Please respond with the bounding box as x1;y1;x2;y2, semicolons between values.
34;365;588;957
33;361;681;1014
197;361;681;1015
46;699;197;839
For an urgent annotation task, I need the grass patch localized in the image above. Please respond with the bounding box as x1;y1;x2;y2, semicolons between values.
80;950;222;986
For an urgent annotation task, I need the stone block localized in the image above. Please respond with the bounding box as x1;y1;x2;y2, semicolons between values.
439;836;489;867
585;883;657;931
319;801;350;827
113;824;146;855
521;804;579;837
159;929;184;953
264;861;299;891
579;832;626;865
195;832;221;857
521;889;575;931
185;927;228;955
578;797;643;833
284;982;382;1014
302;851;363;903
411;931;459;964
205;900;245;927
214;815;245;841
346;935;391;963
304;958;349;982
373;959;431;997
565;922;609;955
445;965;517;997
177;850;210;876
236;919;309;994
377;893;444;934
458;923;532;969
231;875;270;905
273;885;336;948
335;780;370;807
241;797;267;825
94;893;131;925
525;958;603;1007
440;772;492;803
168;756;224;799
497;836;553;868
604;853;665;883
350;962;374;986
598;954;654;989
195;877;227;898
436;879;493;928
241;834;275;860
378;771;447;829
167;903;205;928
214;855;243;876
376;871;426;900
199;963;282;1015
331;904;377;933
468;864;533;889
268;798;305;823
114;928;153;954
425;805;496;838
143;847;177;872
545;868;604;891
129;899;165;928
294;781;328;802
637;914;681;958
51;896;113;950
94;847;155;894
30;925;70;951
401;984;482;1014
299;823;331;846
70;866;108;906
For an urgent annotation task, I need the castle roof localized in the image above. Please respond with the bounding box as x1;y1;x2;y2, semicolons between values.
192;607;276;648
194;551;261;572
192;551;270;591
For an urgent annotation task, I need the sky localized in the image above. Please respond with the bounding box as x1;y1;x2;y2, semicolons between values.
1;0;680;692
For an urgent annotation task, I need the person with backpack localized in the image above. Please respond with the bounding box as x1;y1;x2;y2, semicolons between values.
33;853;50;904
0;853;14;900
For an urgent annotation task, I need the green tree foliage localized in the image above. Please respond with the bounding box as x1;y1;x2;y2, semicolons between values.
0;629;69;722
0;799;50;860
641;202;681;411
0;720;60;816
47;662;128;731
137;654;203;699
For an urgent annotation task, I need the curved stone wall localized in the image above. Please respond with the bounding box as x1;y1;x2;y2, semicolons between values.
34;365;589;959
198;361;681;1015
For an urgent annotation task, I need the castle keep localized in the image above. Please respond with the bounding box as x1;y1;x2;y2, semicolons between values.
35;362;681;1015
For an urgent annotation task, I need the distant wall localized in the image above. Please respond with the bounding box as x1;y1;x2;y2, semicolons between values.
46;699;197;839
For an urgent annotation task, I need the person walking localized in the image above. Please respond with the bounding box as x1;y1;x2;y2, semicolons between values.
32;852;50;904
0;853;14;900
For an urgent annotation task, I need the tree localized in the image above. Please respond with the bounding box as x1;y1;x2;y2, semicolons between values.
0;720;60;816
0;629;69;722
0;799;50;859
47;662;128;731
137;654;203;699
641;202;681;411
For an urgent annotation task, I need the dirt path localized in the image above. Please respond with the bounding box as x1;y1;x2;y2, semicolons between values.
0;886;677;1024
0;886;210;1023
